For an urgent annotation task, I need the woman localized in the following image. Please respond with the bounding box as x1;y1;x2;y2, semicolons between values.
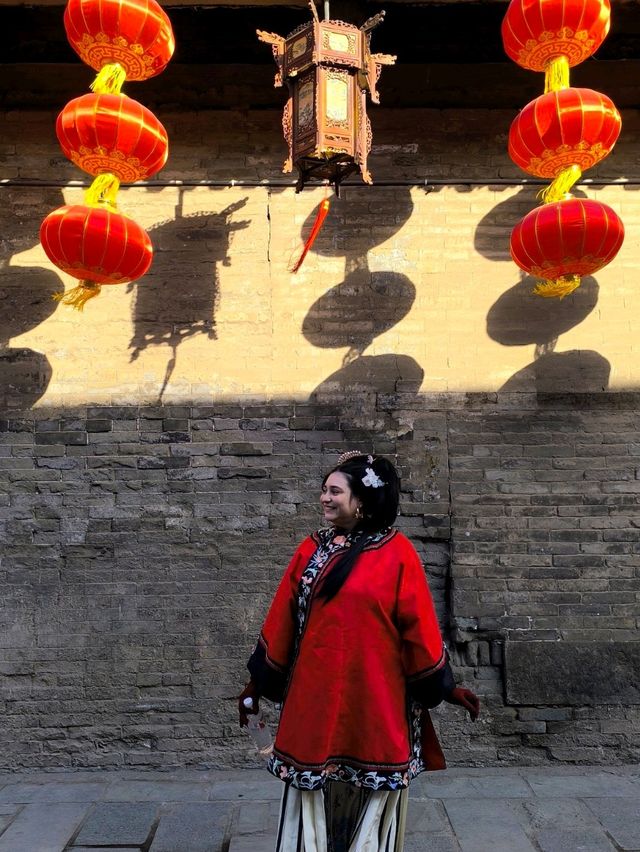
239;452;479;852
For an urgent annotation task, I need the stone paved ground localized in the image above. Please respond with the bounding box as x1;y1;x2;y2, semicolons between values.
0;767;637;852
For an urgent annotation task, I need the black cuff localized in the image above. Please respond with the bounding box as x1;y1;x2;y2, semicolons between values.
247;639;288;703
408;658;455;708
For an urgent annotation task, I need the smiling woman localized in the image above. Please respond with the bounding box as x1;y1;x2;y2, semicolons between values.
238;452;480;852
320;471;361;531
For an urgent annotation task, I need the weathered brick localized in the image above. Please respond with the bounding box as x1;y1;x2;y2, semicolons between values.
219;442;273;456
35;432;88;446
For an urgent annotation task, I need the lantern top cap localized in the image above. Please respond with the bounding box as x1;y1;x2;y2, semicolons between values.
501;0;611;71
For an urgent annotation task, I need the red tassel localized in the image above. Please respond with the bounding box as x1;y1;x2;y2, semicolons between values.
290;198;330;274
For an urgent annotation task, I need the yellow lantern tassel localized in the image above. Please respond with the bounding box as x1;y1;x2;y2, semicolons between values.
533;274;581;299
544;55;570;93
52;281;102;311
85;173;120;208
539;164;582;204
91;62;126;94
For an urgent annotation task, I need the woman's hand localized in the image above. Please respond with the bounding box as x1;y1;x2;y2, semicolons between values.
445;687;480;721
238;681;260;728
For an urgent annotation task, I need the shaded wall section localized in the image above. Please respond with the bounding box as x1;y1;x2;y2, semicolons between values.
1;398;639;770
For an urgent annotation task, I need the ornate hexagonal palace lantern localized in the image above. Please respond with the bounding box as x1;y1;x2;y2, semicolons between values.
258;3;395;193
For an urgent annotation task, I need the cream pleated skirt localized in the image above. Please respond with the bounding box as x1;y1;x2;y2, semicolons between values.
275;782;408;852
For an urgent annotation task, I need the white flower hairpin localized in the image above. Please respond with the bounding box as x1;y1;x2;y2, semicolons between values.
362;468;385;488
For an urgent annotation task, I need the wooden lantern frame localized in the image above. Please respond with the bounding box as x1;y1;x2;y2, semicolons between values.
258;3;395;192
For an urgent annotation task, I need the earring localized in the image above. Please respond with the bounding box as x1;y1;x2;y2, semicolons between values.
355;505;363;520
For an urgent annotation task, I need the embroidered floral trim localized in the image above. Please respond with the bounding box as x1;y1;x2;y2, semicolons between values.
268;753;411;791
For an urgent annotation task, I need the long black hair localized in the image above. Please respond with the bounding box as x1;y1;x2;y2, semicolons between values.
318;454;400;603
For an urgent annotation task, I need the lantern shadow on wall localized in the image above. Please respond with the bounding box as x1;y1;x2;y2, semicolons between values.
300;186;424;435
475;188;611;393
487;274;611;392
128;191;250;401
0;187;63;409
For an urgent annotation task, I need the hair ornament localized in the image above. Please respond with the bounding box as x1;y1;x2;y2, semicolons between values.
367;455;374;463
337;450;366;464
362;467;385;488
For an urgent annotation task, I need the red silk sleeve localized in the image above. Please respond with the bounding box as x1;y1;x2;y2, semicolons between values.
396;540;446;682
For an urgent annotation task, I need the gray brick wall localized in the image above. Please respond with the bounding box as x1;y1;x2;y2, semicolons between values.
0;396;638;769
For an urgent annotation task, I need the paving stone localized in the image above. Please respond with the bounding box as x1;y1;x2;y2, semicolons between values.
521;767;640;778
237;799;280;835
0;806;19;816
174;769;267;784
208;778;282;802
443;799;538;852
437;768;527;778
0;781;108;803
73;803;158;847
104;780;212;802
149;802;232;852
0;802;89;852
229;836;276;852
404;834;460;852
585;798;640;850
405;798;454;835
419;774;532;799
536;828;616;852
525;773;639;799
71;848;140;851
516;798;617;852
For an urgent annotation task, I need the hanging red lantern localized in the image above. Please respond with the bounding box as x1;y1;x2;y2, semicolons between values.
56;93;169;183
40;204;153;309
40;0;174;311
509;88;621;177
64;0;175;92
508;87;621;200
510;198;624;297
502;0;610;91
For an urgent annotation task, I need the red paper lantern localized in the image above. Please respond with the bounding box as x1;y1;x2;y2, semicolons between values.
40;204;152;308
509;88;621;178
56;93;169;182
510;198;624;296
64;0;175;82
502;0;611;72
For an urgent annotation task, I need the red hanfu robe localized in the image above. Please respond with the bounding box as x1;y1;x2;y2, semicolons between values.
248;528;452;790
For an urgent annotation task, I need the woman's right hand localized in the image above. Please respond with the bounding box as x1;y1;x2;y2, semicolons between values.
238;680;260;728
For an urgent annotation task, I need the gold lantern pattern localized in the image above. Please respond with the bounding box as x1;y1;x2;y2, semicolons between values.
258;3;395;193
